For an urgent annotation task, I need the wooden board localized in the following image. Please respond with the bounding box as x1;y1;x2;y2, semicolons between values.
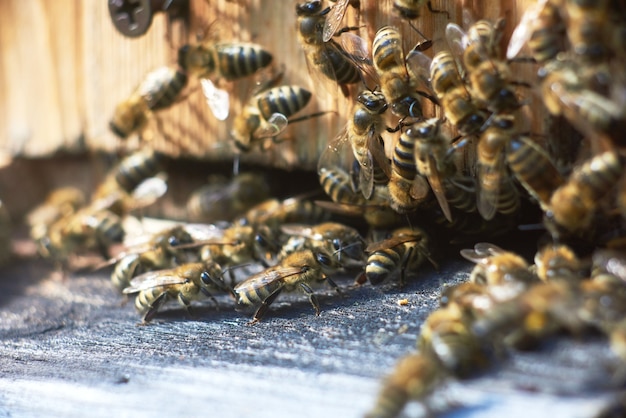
0;0;540;171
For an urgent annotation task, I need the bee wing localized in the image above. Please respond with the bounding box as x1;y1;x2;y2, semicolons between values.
369;134;392;179
461;242;506;264
410;174;430;201
254;113;289;139
123;269;188;294
234;266;304;292
406;49;435;93
340;32;378;82
506;0;546;59
183;223;227;241
365;234;420;253
280;224;314;238
137;66;178;109
425;155;452;223
323;0;350;42
445;23;469;63
130;176;168;210
358;149;375;199
314;200;364;217
318;125;352;175
200;78;230;121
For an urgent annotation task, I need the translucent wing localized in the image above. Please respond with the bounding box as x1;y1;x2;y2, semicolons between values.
365;234;420;253
460;242;505;264
123;269;188;294
410;174;430;201
445;23;469;62
254;113;289;139
234;266;304;292
406;49;434;92
131;176;168;210
318;125;351;175
476;153;507;221
201;78;230;121
506;0;546;59
340;32;378;82
323;0;350;42
424;155;452;223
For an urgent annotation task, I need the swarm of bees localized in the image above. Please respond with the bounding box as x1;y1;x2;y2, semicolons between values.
17;0;626;416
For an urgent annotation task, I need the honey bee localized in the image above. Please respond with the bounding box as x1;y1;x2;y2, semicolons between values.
419;302;494;378
392;0;449;20
91;149;167;217
533;242;584;283
318;166;403;230
460;242;538;287
186;172;271;223
546;150;622;238
231;77;320;152
428;50;488;135
505;134;565;212
365;352;443;418
365;226;435;286
123;260;231;324
178;39;273;120
447;19;524;113
108;224;205;293
39;206;125;263
538;59;626;144
319;89;392;199
278;221;365;263
475;115;521;221
27;186;86;242
296;0;362;97
565;0;611;62
109;66;188;139
507;0;566;63
233;249;342;323
371;26;428;119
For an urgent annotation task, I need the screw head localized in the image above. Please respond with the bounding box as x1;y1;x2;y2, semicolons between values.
108;0;153;38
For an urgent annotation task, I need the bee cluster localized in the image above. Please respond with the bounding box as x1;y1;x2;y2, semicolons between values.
16;0;626;416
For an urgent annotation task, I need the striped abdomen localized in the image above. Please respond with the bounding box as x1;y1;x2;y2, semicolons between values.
216;43;273;80
257;86;312;120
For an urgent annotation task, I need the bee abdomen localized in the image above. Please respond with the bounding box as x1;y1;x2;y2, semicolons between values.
320;168;364;205
237;282;280;305
217;44;273;80
112;254;141;292
145;69;188;111
114;150;164;193
366;248;404;285
135;288;165;313
372;27;403;71
325;48;361;85
258;86;312;120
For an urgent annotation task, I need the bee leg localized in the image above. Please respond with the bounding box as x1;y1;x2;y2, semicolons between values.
142;292;168;324
326;277;344;298
200;287;220;309
249;288;284;325
399;247;415;288
178;293;196;317
299;283;321;316
426;1;450;19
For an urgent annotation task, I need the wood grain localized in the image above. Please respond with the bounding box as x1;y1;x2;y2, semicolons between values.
0;0;540;171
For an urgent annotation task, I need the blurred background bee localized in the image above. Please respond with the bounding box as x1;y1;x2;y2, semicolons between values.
123;260;232;324
109;65;188;141
234;249;342;323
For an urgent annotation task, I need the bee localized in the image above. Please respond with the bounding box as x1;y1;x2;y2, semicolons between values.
365;226;435;286
38;206;125;263
186;172;271;223
507;0;566;63
91;149;167;217
475;115;521;221
319;89;392;199
231;78;319;152
123;260;231;324
365;352;443;418
460;242;538;287
178;39;273;120
109;66;188;139
233;249;342;323
505;134;565;212
296;0;362;97
546;150;622;238
419;302;494;379
392;0;449;20
108;224;203;293
318;166;403;230
538;59;626;144
27;186;86;242
429;51;488;135
565;0;611;62
371;26;428;119
533;243;584;283
278;221;365;263
447;19;523;113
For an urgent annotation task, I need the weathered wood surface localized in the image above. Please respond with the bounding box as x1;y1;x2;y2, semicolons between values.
0;0;539;170
0;234;622;417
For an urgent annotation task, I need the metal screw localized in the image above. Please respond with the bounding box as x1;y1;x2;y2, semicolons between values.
108;0;188;38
